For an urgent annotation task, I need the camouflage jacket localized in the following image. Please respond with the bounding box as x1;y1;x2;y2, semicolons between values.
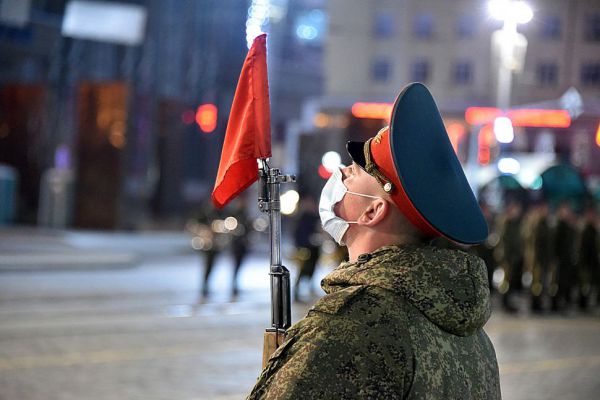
247;245;501;399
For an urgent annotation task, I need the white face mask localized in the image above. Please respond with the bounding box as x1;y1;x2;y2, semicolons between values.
319;167;380;246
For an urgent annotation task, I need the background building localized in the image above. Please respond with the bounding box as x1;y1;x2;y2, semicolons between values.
2;0;600;227
293;0;600;201
325;0;600;108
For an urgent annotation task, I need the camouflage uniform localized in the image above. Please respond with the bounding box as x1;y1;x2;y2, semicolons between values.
248;245;501;399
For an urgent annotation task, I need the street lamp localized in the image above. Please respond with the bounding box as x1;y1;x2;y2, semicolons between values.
488;0;533;110
465;1;534;191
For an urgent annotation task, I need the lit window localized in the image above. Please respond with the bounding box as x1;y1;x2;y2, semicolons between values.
456;14;475;38
539;15;561;40
537;63;558;86
453;62;473;85
413;14;433;39
581;63;600;86
372;58;391;82
373;12;394;38
584;14;600;41
411;60;430;82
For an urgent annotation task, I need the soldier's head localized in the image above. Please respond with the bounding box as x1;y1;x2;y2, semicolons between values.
332;161;425;248
584;204;597;222
505;200;522;218
538;202;549;218
557;200;573;219
319;83;487;260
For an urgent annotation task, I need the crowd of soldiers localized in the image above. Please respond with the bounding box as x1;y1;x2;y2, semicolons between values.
187;192;600;313
475;199;600;313
187;193;344;303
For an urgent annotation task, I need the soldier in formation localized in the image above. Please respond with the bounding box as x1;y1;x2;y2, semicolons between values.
529;201;552;312
576;205;599;310
551;201;578;311
491;198;599;314
495;200;524;313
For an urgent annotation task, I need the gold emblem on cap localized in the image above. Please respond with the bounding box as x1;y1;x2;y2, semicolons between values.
373;126;387;145
364;134;395;194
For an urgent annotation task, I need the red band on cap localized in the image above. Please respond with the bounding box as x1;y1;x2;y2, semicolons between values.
369;128;441;238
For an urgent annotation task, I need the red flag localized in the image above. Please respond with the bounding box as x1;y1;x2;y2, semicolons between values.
212;34;271;209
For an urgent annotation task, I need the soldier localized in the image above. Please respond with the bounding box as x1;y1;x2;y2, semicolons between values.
495;200;524;313
191;197;249;299
292;195;322;302
248;83;500;399
551;201;577;312
229;196;251;298
576;205;599;310
473;200;497;291
191;199;228;299
530;201;552;312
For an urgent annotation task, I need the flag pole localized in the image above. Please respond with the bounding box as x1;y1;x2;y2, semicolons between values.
258;158;295;368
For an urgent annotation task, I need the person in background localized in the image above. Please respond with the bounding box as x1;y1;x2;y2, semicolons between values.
192;199;227;300
292;195;322;302
551;201;577;312
229;196;251;298
496;200;524;313
530;200;552;313
576;204;599;311
473;200;497;291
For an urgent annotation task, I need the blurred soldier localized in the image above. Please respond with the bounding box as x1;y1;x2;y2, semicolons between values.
191;199;228;299
551;201;577;312
496;200;524;313
229;196;251;298
530;201;552;312
473;201;497;290
292;195;322;302
576;205;599;310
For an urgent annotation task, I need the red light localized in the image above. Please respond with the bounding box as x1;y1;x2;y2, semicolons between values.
318;164;333;179
182;110;195;125
478;125;494;165
465;107;502;126
445;122;466;154
465;107;571;128
196;104;218;133
508;109;571;128
351;102;393;120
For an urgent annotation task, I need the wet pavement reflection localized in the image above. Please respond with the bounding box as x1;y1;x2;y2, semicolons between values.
0;233;598;399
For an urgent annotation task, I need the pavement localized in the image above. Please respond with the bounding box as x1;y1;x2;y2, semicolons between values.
1;226;599;399
0;226;194;270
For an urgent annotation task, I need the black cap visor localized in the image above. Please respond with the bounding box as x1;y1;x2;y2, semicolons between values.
346;141;367;170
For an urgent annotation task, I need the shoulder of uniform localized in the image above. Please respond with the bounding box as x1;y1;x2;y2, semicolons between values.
308;285;367;315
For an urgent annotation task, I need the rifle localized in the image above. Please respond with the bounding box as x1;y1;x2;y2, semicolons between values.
258;159;295;368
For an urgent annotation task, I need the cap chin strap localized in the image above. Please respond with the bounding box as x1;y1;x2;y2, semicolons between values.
363;137;395;194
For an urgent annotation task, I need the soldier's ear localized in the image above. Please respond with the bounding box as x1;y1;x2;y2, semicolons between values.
357;198;388;227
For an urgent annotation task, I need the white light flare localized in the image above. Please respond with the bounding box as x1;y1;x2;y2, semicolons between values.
281;190;300;215
494;116;514;143
488;0;533;24
246;0;270;48
498;157;521;174
321;151;342;173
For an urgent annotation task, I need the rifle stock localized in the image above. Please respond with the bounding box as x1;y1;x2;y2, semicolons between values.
262;330;286;368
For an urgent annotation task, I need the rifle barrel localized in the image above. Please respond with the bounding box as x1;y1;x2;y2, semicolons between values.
259;161;293;332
